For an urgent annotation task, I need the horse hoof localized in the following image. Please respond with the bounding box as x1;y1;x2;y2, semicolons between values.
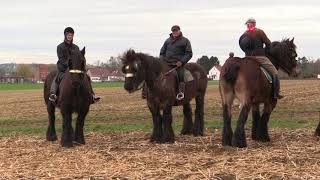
150;137;162;144
192;130;204;137
180;129;193;135
222;137;232;146
162;137;175;144
46;135;58;141
256;135;270;142
232;137;247;148
61;141;73;148
73;139;85;145
315;129;320;137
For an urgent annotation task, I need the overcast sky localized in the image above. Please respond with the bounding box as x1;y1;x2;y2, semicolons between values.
0;0;319;64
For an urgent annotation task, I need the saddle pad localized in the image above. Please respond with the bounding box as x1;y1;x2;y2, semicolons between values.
184;70;194;82
260;66;272;83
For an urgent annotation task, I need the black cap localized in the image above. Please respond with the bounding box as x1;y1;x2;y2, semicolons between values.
171;25;180;31
64;27;74;35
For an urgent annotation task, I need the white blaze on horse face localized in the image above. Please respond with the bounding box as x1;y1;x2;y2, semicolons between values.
125;65;130;70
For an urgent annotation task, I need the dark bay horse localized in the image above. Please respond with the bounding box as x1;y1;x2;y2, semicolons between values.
219;38;298;148
121;49;207;143
44;47;91;147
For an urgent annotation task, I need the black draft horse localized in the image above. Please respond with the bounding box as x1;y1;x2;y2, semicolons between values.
121;49;208;143
44;47;92;147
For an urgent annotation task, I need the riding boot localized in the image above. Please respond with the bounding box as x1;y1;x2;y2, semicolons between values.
141;84;147;99
176;82;185;100
49;76;58;102
272;75;284;99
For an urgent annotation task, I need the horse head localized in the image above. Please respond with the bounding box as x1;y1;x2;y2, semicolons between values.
67;47;86;86
269;38;298;76
121;49;146;93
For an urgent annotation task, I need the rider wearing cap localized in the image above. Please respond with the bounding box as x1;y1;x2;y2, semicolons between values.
159;25;193;100
239;18;282;99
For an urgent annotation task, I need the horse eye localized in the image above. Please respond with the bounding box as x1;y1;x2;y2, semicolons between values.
122;65;129;73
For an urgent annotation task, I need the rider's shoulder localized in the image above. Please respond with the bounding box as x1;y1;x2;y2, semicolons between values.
72;43;80;50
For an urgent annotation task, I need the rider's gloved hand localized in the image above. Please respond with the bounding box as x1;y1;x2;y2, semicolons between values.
176;61;183;67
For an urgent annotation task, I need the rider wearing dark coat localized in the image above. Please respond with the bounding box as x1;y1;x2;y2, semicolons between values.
239;18;282;99
159;25;193;100
49;27;100;103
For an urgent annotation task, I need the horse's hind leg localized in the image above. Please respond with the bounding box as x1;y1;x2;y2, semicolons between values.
74;108;89;145
60;110;73;147
181;102;193;135
193;94;205;136
46;103;57;141
221;87;234;146
163;106;175;143
232;104;251;148
251;103;260;140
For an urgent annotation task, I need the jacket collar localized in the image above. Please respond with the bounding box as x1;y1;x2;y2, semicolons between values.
169;32;183;41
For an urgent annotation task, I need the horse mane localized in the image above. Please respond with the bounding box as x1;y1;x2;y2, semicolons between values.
271;38;296;52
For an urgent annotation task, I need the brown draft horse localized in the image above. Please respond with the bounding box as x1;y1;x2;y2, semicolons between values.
121;49;207;143
219;38;298;148
44;47;92;147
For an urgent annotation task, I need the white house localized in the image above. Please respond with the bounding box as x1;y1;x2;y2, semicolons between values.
207;65;222;80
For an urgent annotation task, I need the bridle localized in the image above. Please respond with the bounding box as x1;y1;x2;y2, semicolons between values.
269;43;296;74
123;65;145;90
69;69;84;74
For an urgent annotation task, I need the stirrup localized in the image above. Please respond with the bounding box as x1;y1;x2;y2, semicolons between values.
49;94;57;102
176;92;184;100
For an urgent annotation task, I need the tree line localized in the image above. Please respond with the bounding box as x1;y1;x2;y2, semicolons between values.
0;56;319;78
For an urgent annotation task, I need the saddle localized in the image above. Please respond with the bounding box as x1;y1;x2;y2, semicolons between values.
173;68;194;83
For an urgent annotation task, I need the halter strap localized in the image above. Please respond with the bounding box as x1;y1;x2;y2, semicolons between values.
125;73;134;77
69;69;84;74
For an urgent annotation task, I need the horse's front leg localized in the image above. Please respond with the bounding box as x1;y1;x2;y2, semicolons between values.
60;108;73;147
74;107;89;145
148;104;163;143
232;104;251;148
163;106;175;143
256;103;273;142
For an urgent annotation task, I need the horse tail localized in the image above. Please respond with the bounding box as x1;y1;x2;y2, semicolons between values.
223;63;240;83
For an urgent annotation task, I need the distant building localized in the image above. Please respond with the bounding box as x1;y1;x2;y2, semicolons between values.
0;75;24;83
87;67;124;82
207;65;222;80
317;74;320;79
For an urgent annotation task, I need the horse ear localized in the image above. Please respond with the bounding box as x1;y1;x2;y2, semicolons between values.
130;49;136;55
290;38;295;43
81;47;86;56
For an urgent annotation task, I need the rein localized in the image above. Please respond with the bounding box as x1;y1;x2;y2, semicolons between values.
162;66;178;76
268;55;291;74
